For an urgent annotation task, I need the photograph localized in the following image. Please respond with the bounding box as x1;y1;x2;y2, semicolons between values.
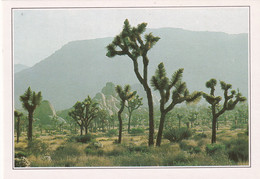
12;6;250;168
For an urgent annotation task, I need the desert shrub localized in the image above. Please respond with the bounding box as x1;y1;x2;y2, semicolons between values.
128;145;150;153
73;134;93;143
163;127;192;143
163;152;189;166
107;145;128;156
179;141;201;154
15;151;27;158
205;143;225;156
224;134;248;162
114;153;161;166
51;143;82;160
85;142;104;156
193;133;207;140
27;139;49;156
106;129;118;137
129;128;145;135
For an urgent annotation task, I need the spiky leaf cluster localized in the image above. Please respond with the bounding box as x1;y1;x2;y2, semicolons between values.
116;85;137;103
106;19;160;60
19;87;42;113
151;63;201;112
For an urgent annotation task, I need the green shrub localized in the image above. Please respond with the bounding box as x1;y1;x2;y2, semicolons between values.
193;133;207;140
74;134;93;143
163;152;189;166
15;152;27;158
179;142;201;154
224;134;248;162
129;128;145;135
51;144;82;160
106;129;118;137
163;127;192;143
85;142;104;156
27;139;49;156
128;145;150;153
205;143;225;156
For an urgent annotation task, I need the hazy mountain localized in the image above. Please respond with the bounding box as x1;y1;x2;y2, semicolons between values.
14;28;248;110
14;64;29;73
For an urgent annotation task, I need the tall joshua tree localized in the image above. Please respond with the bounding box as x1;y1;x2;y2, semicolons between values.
203;79;246;144
115;85;136;144
126;95;143;133
14;110;23;143
151;63;201;146
20;87;42;141
107;19;160;146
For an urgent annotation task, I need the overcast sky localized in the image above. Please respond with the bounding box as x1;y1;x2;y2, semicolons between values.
13;7;249;66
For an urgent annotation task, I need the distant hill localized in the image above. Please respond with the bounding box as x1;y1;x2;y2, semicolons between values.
14;64;29;73
14;28;248;110
34;100;58;125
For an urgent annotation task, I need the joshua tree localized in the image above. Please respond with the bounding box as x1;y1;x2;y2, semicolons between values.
115;85;136;144
69;96;99;135
126;95;143;133
188;111;199;128
14;110;23;143
69;101;85;135
203;79;246;144
151;63;201;146
176;113;184;129
20;87;42;141
106;19;160;146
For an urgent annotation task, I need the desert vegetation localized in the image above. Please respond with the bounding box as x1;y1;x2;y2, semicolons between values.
14;19;249;167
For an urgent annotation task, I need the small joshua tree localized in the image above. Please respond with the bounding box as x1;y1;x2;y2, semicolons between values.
151;63;201;146
126;95;143;133
115;85;136;144
14;110;23;143
203;79;246;144
69;96;99;135
20;87;42;141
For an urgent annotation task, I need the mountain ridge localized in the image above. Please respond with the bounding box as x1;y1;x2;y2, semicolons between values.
14;27;248;110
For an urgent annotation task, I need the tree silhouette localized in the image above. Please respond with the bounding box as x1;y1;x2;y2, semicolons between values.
69;96;99;135
107;19;160;146
19;87;42;141
151;63;201;146
14;110;23;143
203;79;246;144
115;85;136;144
126;95;143;133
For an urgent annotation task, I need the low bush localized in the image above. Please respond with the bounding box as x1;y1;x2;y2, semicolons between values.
129;128;145;135
27;139;49;156
73;134;93;143
128;145;150;153
163;127;192;143
193;133;207;140
15;151;27;158
205;143;225;156
224;134;248;162
51;143;82;160
106;129;118;137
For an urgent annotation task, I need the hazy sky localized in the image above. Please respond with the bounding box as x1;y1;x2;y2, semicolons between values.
13;7;249;66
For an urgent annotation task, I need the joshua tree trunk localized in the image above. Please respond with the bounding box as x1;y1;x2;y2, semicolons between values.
156;112;166;146
212;115;217;144
127;112;132;133
118;105;124;144
17;116;20;143
80;125;83;136
28;112;33;141
146;88;155;146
